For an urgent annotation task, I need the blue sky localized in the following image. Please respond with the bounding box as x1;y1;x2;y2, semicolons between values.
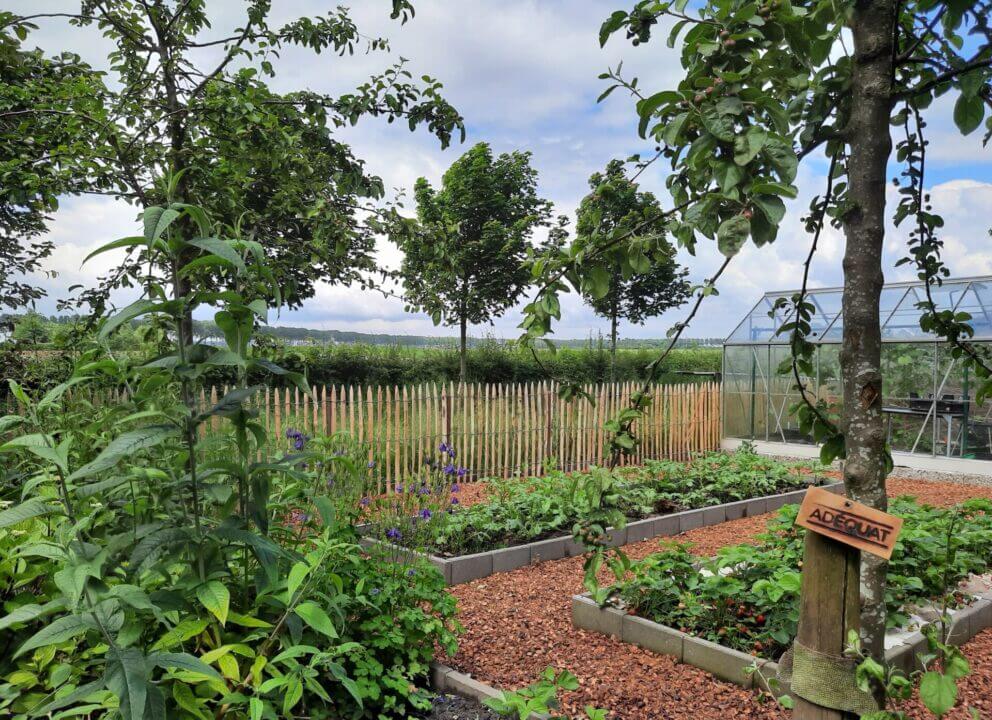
12;0;992;340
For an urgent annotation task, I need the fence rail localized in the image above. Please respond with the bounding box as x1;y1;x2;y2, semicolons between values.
11;380;721;485
245;380;720;483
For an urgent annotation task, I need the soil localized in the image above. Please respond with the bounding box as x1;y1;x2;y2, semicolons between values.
423;694;502;720
441;475;992;719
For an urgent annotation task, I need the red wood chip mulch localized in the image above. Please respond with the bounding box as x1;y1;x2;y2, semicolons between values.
442;476;992;719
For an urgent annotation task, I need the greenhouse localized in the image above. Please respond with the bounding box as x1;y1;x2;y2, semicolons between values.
723;277;992;462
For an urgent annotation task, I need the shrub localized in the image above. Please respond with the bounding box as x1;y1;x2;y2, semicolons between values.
0;205;459;720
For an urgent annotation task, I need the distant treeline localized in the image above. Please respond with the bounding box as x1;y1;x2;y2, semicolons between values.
223;341;722;387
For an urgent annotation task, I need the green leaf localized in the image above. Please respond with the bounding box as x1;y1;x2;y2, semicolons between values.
283;677;303;715
99;299;157;341
287;561;310;600
919;671;957;717
762;140;799;183
717;215;751;257
753;195;786;225
636;91;680;138
27;680;104;717
151;618;210;651
172;682;209;720
734;127;767;165
0;497;60;529
295;601;339;639
953;94;984;135
196;581;230;626
105;647;148;720
68;425;178;481
0;599;66;631
185;237;247;275
15;614;95;658
701;104;736;142
143;206;181;245
151;652;223;681
82;236;145;266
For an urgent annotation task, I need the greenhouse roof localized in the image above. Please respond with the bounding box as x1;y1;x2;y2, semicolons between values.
726;276;992;345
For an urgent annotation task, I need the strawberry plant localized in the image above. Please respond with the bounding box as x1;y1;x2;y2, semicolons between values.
611;498;992;661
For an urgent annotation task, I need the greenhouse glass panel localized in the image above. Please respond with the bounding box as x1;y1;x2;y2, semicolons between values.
723;276;992;462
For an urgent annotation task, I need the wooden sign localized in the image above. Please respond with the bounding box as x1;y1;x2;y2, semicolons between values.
796;487;903;560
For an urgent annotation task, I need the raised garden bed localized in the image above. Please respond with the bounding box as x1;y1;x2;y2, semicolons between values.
363;481;843;585
572;495;992;696
572;589;992;692
361;451;838;585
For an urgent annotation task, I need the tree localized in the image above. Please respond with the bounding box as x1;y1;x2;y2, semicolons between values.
0;17;101;309
12;310;49;345
393;142;551;381
521;0;992;688
0;2;464;334
576;160;690;379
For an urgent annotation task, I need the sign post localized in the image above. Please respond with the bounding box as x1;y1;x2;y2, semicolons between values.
790;488;903;719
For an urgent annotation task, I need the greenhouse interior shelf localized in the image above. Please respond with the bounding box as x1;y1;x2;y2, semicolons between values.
723;276;992;462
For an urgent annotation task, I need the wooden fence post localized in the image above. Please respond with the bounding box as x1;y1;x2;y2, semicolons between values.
792;532;862;720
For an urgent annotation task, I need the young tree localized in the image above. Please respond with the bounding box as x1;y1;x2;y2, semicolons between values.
0;3;463;334
12;310;49;345
393;142;551;381
521;0;992;686
576;160;690;379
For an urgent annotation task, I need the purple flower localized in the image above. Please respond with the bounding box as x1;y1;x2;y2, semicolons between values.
395;484;404;493
291;509;310;523
418;485;431;495
451;483;461;493
443;463;455;476
367;460;376;469
326;477;334;489
457;467;468;478
386;527;402;541
420;508;433;520
449;448;457;459
439;442;449;454
370;588;380;596
407;568;416;577
450;497;460;506
360;496;370;506
293;434;309;451
285;428;297;439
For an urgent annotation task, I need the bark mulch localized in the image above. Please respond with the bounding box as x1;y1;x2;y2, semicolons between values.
442;476;992;719
896;627;992;720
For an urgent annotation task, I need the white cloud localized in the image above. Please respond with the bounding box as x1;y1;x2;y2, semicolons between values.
10;1;992;345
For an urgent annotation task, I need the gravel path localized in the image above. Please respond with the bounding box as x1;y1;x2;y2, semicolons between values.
442;475;992;719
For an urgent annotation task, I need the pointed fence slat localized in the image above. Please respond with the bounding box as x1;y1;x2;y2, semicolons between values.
73;380;723;483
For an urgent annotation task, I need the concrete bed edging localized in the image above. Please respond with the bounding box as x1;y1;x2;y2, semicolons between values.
362;480;844;586
571;591;992;697
430;662;549;720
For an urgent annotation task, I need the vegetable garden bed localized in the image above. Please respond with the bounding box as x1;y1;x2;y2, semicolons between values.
362;451;837;585
571;496;992;694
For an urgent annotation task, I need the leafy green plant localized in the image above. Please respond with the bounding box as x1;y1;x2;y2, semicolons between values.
425;450;820;557
611;498;992;661
0;201;458;720
483;667;607;720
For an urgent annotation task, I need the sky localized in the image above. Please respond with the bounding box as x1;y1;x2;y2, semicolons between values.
10;0;992;341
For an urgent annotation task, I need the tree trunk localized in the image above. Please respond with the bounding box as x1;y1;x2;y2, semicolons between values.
609;310;618;383
839;0;895;665
459;314;468;383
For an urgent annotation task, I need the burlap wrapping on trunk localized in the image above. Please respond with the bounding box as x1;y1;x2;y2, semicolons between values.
777;642;880;715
